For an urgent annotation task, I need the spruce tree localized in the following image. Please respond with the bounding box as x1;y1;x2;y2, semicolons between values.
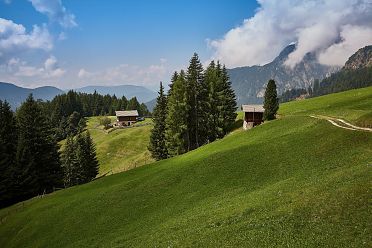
263;79;279;121
16;95;63;199
61;135;78;187
219;65;237;135
185;53;204;150
166;70;188;156
0;100;17;207
75;131;99;183
204;60;220;141
148;82;168;160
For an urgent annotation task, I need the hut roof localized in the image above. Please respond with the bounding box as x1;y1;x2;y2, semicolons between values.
115;110;139;117
241;105;265;113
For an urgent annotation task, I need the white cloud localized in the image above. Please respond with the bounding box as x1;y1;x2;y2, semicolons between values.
210;0;372;68
29;0;77;28
10;56;65;78
0;18;53;61
77;59;168;87
318;25;372;66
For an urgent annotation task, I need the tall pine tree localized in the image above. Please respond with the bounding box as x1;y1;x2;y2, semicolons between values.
61;135;78;187
16;95;63;199
0;100;17;207
185;53;204;150
166;70;188;156
219;65;237;135
148;82;168;160
263;79;279;121
76;131;99;183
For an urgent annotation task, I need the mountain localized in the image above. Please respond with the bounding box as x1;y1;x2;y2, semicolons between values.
0;82;64;109
228;44;339;105
74;85;157;103
144;98;157;112
344;45;372;70
316;45;372;96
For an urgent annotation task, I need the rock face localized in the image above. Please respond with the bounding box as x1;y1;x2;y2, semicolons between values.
228;44;339;105
344;45;372;70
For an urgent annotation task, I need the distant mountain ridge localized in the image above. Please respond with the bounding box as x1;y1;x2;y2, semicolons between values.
228;44;340;105
343;45;372;70
74;85;157;104
316;45;372;95
0;82;64;109
0;82;157;110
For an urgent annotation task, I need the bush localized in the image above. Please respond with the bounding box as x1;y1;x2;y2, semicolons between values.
99;117;112;129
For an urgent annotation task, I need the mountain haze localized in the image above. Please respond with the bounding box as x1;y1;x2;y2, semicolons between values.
0;82;64;109
228;44;339;105
74;85;157;103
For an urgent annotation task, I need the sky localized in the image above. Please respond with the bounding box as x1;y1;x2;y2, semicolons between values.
1;0;372;90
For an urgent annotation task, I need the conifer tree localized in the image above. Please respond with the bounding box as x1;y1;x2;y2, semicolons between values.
148;82;168;160
263;79;279;121
204;61;220;141
16;95;63;198
185;53;204;150
166;70;188;156
61;135;78;187
0;100;17;207
75;131;99;183
219;65;237;135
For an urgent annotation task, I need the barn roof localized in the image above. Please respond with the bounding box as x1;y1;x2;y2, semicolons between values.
115;110;139;117
241;105;265;113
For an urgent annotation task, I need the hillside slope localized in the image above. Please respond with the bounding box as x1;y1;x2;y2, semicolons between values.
0;87;371;247
86;117;154;175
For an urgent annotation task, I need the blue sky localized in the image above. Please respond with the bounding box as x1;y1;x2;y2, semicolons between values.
1;0;371;90
0;0;259;89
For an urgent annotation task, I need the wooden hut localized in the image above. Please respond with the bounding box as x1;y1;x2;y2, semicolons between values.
241;105;264;130
115;110;139;126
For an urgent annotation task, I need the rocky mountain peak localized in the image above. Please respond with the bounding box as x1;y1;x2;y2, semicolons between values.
344;45;372;70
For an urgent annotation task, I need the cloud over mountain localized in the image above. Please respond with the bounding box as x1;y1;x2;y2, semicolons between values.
210;0;372;68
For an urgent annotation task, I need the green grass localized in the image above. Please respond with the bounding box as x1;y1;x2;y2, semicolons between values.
86;116;154;175
0;87;371;247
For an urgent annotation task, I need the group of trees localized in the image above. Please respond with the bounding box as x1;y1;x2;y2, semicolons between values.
149;53;237;160
62;131;99;187
312;67;372;96
0;96;99;208
41;90;150;141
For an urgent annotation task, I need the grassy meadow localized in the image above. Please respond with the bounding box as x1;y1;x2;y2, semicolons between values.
0;87;371;247
86;116;154;175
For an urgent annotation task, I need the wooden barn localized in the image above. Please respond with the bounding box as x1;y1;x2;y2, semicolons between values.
241;105;264;130
115;110;139;126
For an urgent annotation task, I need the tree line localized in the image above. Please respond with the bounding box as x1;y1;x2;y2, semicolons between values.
149;53;237;160
41;90;150;141
0;96;99;208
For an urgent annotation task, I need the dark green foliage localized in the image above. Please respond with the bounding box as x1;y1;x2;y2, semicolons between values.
67;111;81;136
218;65;238;135
75;132;99;184
166;71;188;156
185;53;205;150
314;67;372;96
149;82;168;160
62;131;99;187
263;79;279;121
0;100;17;207
61;135;78;187
164;54;237;158
15;95;63;199
279;88;308;103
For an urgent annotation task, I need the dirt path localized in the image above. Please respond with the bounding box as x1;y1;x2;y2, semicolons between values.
309;115;372;132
